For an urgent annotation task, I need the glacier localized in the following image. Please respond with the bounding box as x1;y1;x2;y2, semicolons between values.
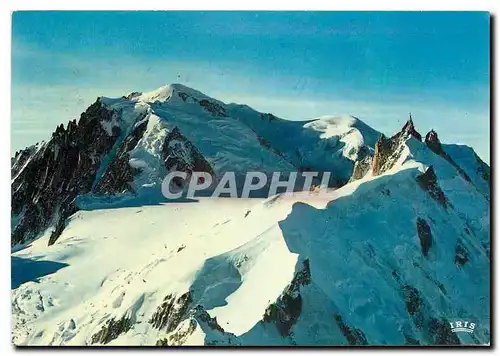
11;84;490;346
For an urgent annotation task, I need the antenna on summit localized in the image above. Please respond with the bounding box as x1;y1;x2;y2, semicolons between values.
409;112;413;121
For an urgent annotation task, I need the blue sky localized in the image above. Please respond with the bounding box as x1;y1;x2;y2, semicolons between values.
12;11;490;162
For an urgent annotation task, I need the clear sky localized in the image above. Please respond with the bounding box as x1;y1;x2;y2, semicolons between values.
12;11;490;162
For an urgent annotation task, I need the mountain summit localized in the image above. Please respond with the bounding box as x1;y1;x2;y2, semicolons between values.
11;84;381;247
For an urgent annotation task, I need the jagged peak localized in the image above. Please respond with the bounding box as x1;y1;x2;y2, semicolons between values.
371;116;420;177
424;129;442;155
399;113;422;141
423;130;473;183
425;129;439;143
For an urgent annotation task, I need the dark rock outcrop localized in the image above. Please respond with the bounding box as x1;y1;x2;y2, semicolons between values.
455;239;469;267
155;338;169;346
193;305;225;333
425;130;471;183
176;89;227;117
150;291;193;333
12;145;38;178
392;271;425;330
163;318;198;346
11;99;122;246
416;166;449;208
263;259;311;337
392;270;460;345
94;115;149;195
177;91;190;102
402;285;423;316
334;314;368;346
403;333;421;345
474;152;491;184
424;130;442;155
150;292;236;346
260;113;276;122
350;147;373;182
416;217;433;257
91;314;133;345
93;154;135;195
199;99;228;117
372;119;422;176
162;127;214;190
257;135;285;158
401;118;422;141
195;305;240;346
372;134;392;176
428;318;461;345
125;92;142;100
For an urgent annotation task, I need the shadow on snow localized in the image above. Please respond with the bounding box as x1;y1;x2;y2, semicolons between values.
12;256;68;289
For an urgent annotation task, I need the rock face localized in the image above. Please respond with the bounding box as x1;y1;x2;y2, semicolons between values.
424;130;442;155
176;87;228;117
475;152;491;184
401;118;422;141
416;217;433;257
199;99;228;117
162;126;215;189
349;146;373;182
372;119;422;176
428;318;461;345
150;292;193;333
11;99;122;246
10;89;224;246
94;115;149;195
370;120;481;197
263;259;311;337
91;314;133;345
12;145;38;177
149;291;237;346
425;130;471;183
455;240;469;267
401;284;423;317
416;166;449;208
334;314;368;346
391;270;461;346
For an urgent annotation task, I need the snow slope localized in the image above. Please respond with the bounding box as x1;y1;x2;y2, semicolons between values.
11;83;380;248
12;131;490;346
12;194;333;346
11;84;490;346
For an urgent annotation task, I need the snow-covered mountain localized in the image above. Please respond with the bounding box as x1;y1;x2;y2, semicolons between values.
11;84;379;248
11;84;490;346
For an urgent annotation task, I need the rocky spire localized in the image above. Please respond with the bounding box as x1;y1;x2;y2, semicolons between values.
424;129;443;155
401;113;422;141
424;129;471;183
372;135;387;176
370;114;426;177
